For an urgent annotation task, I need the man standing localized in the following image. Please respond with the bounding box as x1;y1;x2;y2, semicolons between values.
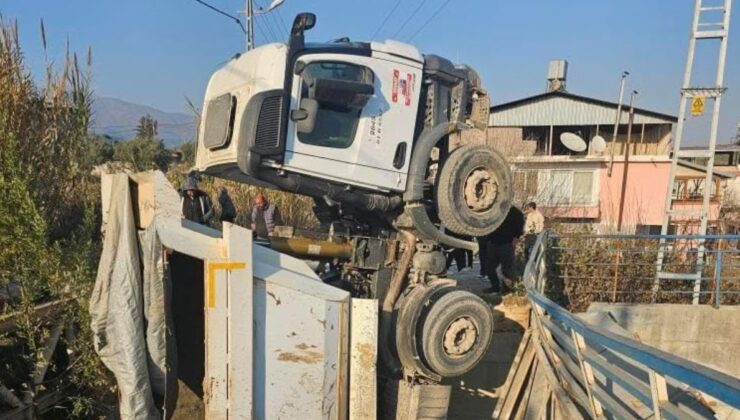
251;193;282;239
181;177;213;226
483;206;525;294
523;202;545;261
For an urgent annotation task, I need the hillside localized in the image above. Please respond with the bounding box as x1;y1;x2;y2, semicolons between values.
91;97;197;146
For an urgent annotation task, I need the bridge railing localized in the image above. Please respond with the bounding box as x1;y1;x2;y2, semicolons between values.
523;232;740;419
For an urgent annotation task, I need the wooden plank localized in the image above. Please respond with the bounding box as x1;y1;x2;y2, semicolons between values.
224;223;253;419
532;332;585;420
649;369;669;420
204;261;228;420
493;330;532;411
571;331;604;417
495;332;536;419
523;361;551;420
514;357;538;420
0;299;71;334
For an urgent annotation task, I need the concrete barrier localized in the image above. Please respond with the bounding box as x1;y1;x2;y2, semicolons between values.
586;303;740;377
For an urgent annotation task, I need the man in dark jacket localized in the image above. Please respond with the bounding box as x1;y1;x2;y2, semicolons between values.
482;206;525;294
181;177;213;226
218;187;237;223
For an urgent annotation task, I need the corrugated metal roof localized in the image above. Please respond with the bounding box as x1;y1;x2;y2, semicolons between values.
677;159;734;179
682;143;740;151
489;91;677;126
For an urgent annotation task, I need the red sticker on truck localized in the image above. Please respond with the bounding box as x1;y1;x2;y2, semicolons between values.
391;69;399;103
405;73;413;106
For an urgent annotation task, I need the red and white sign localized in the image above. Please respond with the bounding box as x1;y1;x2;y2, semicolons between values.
391;70;414;106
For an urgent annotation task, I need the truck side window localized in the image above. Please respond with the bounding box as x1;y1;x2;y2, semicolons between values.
297;61;374;149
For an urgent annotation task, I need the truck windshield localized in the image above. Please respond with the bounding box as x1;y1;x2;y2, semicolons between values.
298;61;374;148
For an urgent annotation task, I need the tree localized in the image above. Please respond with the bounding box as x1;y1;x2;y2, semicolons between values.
135;114;158;139
179;140;197;165
112;137;169;171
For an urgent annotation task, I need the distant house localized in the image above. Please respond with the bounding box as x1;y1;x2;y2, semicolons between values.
678;143;740;233
465;60;730;233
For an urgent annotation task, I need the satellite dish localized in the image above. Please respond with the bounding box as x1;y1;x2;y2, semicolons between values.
591;135;607;153
560;132;587;152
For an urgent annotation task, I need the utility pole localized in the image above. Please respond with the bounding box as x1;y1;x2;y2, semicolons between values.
616;90;638;231
607;71;629;177
243;0;285;51
246;0;254;50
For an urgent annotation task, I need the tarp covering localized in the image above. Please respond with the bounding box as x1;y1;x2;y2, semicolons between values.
89;174;165;419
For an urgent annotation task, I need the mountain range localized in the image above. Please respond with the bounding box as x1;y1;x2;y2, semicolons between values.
91;97;197;147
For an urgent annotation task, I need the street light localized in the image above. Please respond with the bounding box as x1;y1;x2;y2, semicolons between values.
244;0;286;51
256;0;284;14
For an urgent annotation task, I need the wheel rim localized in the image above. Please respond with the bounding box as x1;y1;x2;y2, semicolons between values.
442;316;478;357
463;167;498;213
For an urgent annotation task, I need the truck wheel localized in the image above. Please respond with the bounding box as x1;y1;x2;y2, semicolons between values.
419;290;493;378
436;144;512;237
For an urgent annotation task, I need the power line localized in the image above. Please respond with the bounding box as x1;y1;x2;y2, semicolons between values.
274;7;290;38
371;0;404;40
257;1;281;43
255;17;273;44
407;0;452;42
268;8;287;42
257;0;286;42
191;0;246;34
390;0;428;39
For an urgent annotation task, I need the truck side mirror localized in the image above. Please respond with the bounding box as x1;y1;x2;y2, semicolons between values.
293;98;318;134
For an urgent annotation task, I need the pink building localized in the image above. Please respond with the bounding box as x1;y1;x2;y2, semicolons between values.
476;61;731;233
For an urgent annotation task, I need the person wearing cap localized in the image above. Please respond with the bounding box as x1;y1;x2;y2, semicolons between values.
251;193;282;239
180;176;214;225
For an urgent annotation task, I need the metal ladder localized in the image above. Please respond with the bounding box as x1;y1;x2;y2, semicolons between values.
655;0;733;304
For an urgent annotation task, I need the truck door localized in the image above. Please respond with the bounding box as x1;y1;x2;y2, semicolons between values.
283;53;422;192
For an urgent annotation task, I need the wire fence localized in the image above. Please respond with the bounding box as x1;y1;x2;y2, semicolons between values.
540;233;740;312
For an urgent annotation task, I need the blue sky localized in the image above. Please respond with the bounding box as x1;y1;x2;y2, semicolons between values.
3;0;739;145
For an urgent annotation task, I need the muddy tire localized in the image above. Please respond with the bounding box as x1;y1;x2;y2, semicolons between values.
419;290;493;378
436;144;512;237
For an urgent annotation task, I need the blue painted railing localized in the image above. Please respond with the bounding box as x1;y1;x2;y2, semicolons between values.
523;231;740;419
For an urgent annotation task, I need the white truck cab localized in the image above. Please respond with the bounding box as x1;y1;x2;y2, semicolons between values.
196;13;511;250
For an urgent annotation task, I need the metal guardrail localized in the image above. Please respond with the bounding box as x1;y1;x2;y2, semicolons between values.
546;233;740;307
523;232;740;419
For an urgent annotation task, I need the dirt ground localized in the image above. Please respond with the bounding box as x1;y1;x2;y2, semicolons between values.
446;262;530;420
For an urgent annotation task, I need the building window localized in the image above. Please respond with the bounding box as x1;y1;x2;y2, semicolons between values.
714;152;731;166
512;170;539;203
537;169;596;206
572;171;594;205
672;178;719;200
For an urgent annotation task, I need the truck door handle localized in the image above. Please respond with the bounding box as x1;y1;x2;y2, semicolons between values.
393;143;407;169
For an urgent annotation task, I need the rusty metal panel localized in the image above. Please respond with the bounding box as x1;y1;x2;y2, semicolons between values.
252;256;349;420
349;299;377;420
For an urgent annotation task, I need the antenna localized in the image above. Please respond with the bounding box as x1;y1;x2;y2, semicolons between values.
591;135;607;154
560;132;587;153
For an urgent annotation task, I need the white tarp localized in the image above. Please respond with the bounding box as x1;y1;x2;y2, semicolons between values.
89;174;161;419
